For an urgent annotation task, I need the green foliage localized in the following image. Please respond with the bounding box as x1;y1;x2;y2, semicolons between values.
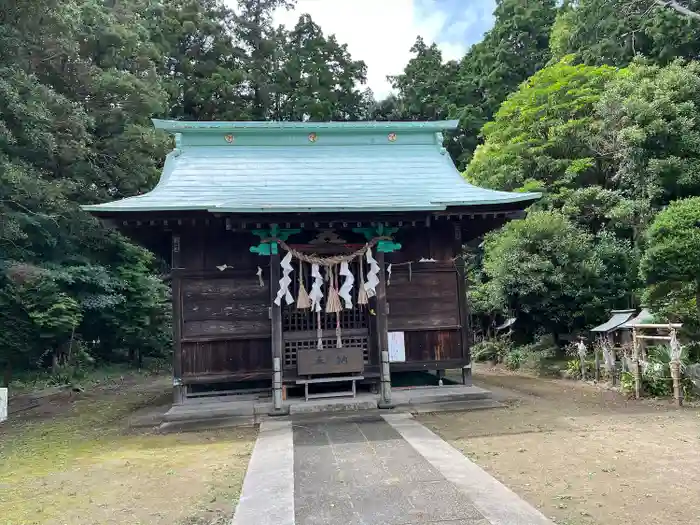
554;0;700;67
597;60;700;206
504;348;526;370
566;357;596;379
566;358;584;379
466;59;618;192
0;0;177;377
516;334;560;375
478;211;635;337
471;338;513;363
620;371;636;394
273;15;368;121
641;197;700;331
388;0;557;167
464;57;700;340
647;344;690;372
620;347;696;398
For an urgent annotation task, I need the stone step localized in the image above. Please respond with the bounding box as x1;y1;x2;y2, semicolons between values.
289;397;377;415
391;385;492;407
162;400;275;422
159;414;261;433
406;398;505;414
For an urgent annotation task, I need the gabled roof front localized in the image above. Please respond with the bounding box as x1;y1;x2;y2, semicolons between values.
591;310;636;333
82;119;539;214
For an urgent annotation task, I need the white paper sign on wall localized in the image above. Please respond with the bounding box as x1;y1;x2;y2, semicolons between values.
388;331;406;362
0;387;7;424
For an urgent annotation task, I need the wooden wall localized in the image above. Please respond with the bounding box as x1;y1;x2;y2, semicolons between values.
386;221;468;368
171;219;469;384
175;227;272;383
180;276;269;339
181;339;272;383
386;269;460;330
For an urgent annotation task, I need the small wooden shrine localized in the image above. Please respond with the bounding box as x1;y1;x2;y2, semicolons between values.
590;309;636;348
83;120;539;406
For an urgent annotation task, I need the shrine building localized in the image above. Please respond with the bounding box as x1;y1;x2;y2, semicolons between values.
83;120;538;407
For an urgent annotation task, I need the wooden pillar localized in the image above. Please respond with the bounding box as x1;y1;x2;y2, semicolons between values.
454;222;471;385
670;361;683;407
456;259;472;386
171;232;185;404
270;247;284;411
632;328;642;399
594;343;600;382
376;250;393;407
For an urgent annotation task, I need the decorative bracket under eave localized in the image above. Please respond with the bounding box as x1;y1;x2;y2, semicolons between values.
250;224;301;255
352;223;402;253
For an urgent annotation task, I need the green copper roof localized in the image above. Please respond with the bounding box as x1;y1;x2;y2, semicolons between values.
82;119;539;214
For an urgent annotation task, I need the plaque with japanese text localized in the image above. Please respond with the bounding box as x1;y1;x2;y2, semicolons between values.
297;347;364;376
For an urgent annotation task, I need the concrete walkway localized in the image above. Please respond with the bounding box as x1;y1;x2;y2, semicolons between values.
232;414;553;525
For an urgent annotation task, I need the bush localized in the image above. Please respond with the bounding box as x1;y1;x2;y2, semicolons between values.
566;358;595;379
621;371;635;394
504;349;525;370
472;338;512;363
621;365;696;399
519;334;559;376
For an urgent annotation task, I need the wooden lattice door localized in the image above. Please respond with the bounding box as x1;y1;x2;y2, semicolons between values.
282;259;371;374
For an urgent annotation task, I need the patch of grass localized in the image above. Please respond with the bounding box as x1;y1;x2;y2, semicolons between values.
7;363;171;395
0;379;256;525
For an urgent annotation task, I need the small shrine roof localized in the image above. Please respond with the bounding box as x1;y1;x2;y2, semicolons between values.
621;309;657;328
83;119;540;214
590;310;636;333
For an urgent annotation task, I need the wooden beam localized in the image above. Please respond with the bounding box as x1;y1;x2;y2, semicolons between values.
633;323;683;329
376;251;392;406
454;222;471;386
270;248;283;401
171;232;184;404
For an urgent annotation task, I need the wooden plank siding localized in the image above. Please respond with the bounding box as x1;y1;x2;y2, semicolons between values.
385;222;467;370
179;227;261;272
403;330;462;361
181;338;272;383
171;220;469;386
176;224;273;381
180;276;270;339
386;269;461;330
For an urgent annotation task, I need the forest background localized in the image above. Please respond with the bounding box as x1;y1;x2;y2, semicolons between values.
3;0;700;380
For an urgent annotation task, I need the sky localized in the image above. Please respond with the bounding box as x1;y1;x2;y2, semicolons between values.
272;0;496;99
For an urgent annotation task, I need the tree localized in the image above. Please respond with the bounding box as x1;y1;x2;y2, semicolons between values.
0;0;373;378
460;0;557;122
0;0;173;375
388;37;459;121
649;0;700;20
147;0;250;120
640;197;700;329
465;59;618;194
232;0;295;120
477;211;634;338
272;14;367;121
389;0;557;168
553;0;700;67
596;59;700;208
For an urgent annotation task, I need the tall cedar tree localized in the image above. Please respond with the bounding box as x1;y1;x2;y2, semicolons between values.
551;0;700;66
389;0;556;168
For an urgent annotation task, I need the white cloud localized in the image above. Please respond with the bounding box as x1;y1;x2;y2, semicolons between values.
273;0;468;100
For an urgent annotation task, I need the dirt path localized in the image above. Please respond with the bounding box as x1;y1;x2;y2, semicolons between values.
419;367;700;525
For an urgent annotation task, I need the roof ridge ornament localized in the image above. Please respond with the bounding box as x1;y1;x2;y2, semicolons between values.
435;132;447;155
173;133;182;156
